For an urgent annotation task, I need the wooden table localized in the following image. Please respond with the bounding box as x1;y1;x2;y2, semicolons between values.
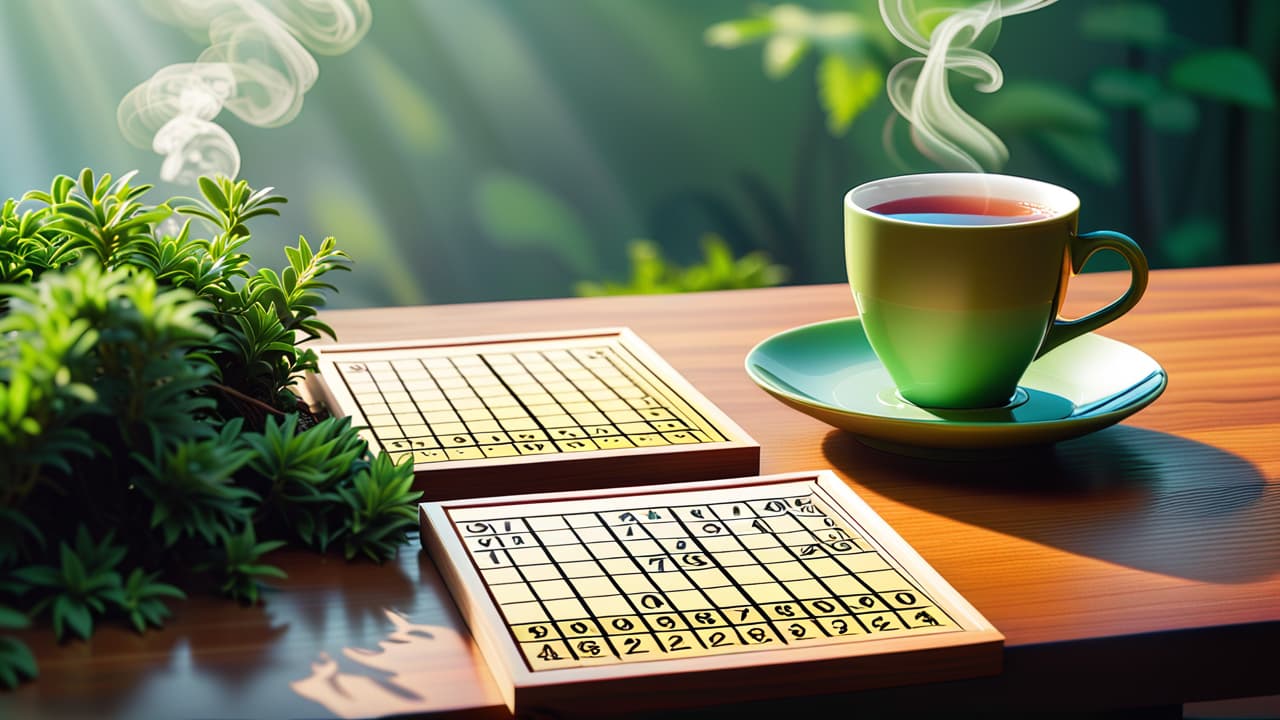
6;263;1279;719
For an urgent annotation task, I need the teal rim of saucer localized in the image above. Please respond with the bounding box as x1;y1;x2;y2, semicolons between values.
743;316;1167;449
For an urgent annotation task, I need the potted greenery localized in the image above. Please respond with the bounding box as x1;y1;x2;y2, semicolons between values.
0;169;422;689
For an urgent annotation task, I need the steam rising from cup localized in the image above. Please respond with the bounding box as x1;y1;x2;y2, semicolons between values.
880;0;1056;172
118;0;372;185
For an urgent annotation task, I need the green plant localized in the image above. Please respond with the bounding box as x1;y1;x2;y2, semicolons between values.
575;234;787;296
0;169;423;689
706;3;893;137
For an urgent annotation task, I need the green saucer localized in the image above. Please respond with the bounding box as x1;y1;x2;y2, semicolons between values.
744;317;1166;453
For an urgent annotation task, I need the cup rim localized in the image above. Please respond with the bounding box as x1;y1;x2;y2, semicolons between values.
844;172;1080;229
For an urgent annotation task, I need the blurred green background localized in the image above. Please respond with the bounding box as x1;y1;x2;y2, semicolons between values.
0;0;1275;308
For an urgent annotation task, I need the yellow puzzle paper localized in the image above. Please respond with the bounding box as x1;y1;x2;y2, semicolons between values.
443;478;960;671
320;334;729;465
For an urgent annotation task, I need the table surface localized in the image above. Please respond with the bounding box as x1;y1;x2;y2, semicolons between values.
6;263;1279;719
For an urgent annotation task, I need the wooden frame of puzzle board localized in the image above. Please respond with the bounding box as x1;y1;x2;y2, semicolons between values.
307;327;760;500
419;469;1004;717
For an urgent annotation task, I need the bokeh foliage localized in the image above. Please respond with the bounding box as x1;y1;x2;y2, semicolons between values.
0;0;1273;306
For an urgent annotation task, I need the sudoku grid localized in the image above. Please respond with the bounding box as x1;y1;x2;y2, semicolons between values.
441;479;961;671
324;336;731;467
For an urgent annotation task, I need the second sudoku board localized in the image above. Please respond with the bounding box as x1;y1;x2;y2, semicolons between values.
310;329;760;498
345;347;721;463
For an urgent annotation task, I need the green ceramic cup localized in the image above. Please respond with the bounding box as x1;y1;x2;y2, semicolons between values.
844;172;1148;409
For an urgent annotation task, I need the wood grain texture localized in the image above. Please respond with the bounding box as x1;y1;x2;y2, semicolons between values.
5;263;1278;719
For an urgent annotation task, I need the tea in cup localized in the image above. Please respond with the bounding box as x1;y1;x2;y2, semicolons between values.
844;172;1148;409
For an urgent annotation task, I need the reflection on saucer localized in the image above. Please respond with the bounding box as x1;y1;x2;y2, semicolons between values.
745;317;1166;452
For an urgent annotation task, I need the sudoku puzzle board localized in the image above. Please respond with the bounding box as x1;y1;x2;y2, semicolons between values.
420;471;1003;715
308;329;759;499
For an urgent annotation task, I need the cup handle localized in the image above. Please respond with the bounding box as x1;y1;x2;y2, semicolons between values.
1036;230;1149;358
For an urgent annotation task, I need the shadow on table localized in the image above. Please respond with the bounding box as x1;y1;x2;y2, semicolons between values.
286;546;505;718
821;424;1279;583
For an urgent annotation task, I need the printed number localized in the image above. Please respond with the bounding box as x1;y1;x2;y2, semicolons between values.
914;610;940;626
693;611;716;625
622;637;648;655
792;497;818;513
465;522;491;534
666;635;689;651
832;619;849;635
653;615;678;630
895;591;917;605
788;623;807;639
764;501;785;513
745;627;772;644
773;604;796;617
537;644;561;661
751;518;772;533
640;594;666;610
871;616;896;632
812;600;837;614
708;631;730;647
701;523;722;534
736;608;752;622
680;553;707;567
647;557;667;572
612;618;635;631
577;639;603;656
858;596;877;609
529;625;549;639
569;621;590;634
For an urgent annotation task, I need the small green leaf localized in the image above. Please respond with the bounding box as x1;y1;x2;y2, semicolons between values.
1080;2;1170;48
53;596;93;640
1144;92;1199;133
1035;129;1122;186
764;35;808;79
0;636;38;688
1090;68;1163;107
1163;217;1224;266
198;176;230;212
0;607;30;631
704;17;775;48
472;172;597;276
817;54;882;136
978;82;1106;134
1169;48;1276;109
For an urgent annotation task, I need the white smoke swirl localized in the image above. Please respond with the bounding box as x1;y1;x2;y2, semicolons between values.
118;0;372;184
880;0;1056;171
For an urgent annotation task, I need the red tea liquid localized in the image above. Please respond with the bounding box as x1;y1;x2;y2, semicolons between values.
869;195;1054;225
